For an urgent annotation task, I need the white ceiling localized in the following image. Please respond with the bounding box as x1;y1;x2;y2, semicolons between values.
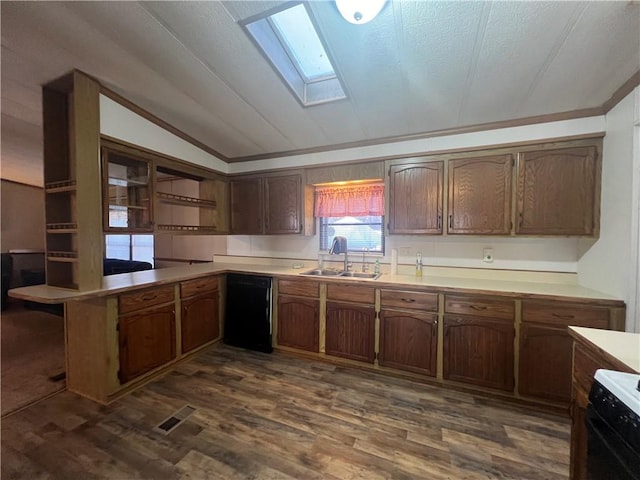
1;1;639;186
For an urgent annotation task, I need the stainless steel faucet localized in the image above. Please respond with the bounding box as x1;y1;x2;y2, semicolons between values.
329;236;350;271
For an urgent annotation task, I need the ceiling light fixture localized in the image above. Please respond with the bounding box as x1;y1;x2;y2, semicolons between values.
335;0;388;24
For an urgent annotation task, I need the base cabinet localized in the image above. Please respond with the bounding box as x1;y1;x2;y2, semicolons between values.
519;300;612;404
277;296;320;352
180;276;220;354
443;315;515;391
181;293;220;354
325;301;376;363
379;310;437;376
519;323;573;403
118;304;176;384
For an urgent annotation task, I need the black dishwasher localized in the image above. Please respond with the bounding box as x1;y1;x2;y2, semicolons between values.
224;273;273;353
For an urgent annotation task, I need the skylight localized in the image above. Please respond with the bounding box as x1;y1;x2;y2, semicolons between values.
243;3;347;107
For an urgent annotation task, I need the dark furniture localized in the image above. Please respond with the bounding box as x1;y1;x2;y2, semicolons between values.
103;258;153;276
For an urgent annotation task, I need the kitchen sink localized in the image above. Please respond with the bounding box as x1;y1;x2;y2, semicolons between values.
299;268;342;276
299;269;380;280
338;271;381;279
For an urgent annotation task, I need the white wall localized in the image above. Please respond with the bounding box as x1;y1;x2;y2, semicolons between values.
577;88;639;332
228;116;607;274
100;95;229;174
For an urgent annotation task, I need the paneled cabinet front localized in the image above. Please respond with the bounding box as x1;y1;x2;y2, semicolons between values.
516;146;598;235
325;302;376;363
180;276;220;354
378;288;439;376
277;296;320;352
447;155;512;234
229;177;263;235
388;161;443;234
443;295;515;391
518;300;611;404
264;174;302;234
230;174;307;235
118;303;176;384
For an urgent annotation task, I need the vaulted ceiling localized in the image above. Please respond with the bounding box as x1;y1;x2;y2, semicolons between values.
2;1;639;186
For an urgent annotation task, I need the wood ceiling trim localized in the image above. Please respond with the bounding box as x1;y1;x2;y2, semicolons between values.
228;107;605;163
88;68;637;166
602;69;640;113
98;82;231;163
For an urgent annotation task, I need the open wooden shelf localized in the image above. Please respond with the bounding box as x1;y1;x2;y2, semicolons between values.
45;179;77;193
157;192;216;208
47;251;79;263
156;224;217;232
46;223;78;233
108;204;149;211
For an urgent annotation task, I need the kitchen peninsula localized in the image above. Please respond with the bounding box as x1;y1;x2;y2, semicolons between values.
10;259;626;410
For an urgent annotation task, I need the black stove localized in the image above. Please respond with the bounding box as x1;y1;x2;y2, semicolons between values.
586;369;640;480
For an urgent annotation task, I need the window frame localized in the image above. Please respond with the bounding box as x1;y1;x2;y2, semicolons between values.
319;215;386;254
240;2;348;107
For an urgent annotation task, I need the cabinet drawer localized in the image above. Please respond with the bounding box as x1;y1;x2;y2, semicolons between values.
180;276;219;298
380;289;438;312
522;301;609;328
444;295;514;320
278;279;319;298
119;285;175;315
327;284;375;304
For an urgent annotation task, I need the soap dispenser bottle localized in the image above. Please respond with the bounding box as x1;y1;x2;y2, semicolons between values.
416;252;423;277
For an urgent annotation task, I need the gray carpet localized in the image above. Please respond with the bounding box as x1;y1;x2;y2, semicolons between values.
1;302;65;416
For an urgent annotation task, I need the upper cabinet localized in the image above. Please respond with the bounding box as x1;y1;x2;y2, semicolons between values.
448;155;512;235
264;174;302;234
100;140;229;236
230;177;263;235
387;139;601;237
230;173;314;236
102;147;153;232
516;146;598;236
388;161;443;234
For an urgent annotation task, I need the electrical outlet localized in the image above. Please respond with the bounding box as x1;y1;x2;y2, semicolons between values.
483;248;494;263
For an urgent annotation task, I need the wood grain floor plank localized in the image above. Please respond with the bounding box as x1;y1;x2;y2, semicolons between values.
1;344;570;479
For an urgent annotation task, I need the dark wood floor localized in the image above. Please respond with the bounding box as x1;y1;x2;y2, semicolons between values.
1;344;570;479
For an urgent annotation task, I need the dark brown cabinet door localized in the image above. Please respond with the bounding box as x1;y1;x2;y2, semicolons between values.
519;323;572;403
516;146;597;235
325;302;376;363
448;155;512;234
119;304;176;384
277;296;319;352
181;291;220;354
379;310;437;376
443;315;514;391
230;177;263;234
389;161;443;234
265;175;301;234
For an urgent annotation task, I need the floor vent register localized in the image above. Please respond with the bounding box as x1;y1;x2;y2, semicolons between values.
154;405;196;435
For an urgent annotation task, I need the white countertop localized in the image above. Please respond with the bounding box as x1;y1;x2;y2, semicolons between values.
569;326;640;372
9;261;625;306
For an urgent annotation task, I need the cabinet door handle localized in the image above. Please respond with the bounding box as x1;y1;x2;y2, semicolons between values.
400;298;416;303
437;215;442;230
470;305;487;311
518;212;523;228
552;313;575;320
449;214;453;229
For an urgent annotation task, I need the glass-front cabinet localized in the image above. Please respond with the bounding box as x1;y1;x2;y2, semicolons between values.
102;147;153;232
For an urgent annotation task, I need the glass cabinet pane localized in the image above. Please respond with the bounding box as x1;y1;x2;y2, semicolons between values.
103;148;153;231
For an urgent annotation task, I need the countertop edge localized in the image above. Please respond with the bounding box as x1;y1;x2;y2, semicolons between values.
569;326;640;373
9;262;626;306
